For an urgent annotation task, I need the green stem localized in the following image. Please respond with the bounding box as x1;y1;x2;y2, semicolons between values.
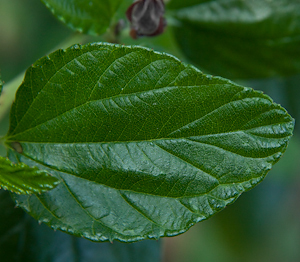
0;33;92;122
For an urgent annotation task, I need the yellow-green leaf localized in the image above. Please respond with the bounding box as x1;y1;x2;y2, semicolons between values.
0;156;59;194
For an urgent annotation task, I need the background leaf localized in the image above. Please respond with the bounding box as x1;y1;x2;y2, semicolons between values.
167;0;211;9
0;189;161;262
282;75;300;136
0;156;59;194
0;76;2;96
41;0;123;35
6;43;294;242
168;0;300;79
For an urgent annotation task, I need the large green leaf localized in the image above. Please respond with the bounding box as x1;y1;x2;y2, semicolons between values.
168;0;300;79
0;189;161;262
0;156;59;194
5;43;293;242
41;0;123;35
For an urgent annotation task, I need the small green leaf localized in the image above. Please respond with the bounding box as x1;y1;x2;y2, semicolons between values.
6;43;294;242
169;0;300;78
0;156;59;194
41;0;123;35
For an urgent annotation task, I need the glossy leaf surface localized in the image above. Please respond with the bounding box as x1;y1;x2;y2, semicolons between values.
169;0;300;78
41;0;122;35
6;43;294;242
0;156;59;194
0;189;161;262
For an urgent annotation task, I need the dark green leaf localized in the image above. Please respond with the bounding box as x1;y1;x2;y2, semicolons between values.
0;156;59;194
169;0;300;78
0;189;161;262
167;0;211;9
41;0;123;35
6;43;294;242
0;189;25;260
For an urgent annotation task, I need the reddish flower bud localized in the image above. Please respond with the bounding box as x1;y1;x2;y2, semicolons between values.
126;0;166;38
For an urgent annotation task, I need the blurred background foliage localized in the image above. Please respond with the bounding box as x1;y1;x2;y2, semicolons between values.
0;0;300;261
